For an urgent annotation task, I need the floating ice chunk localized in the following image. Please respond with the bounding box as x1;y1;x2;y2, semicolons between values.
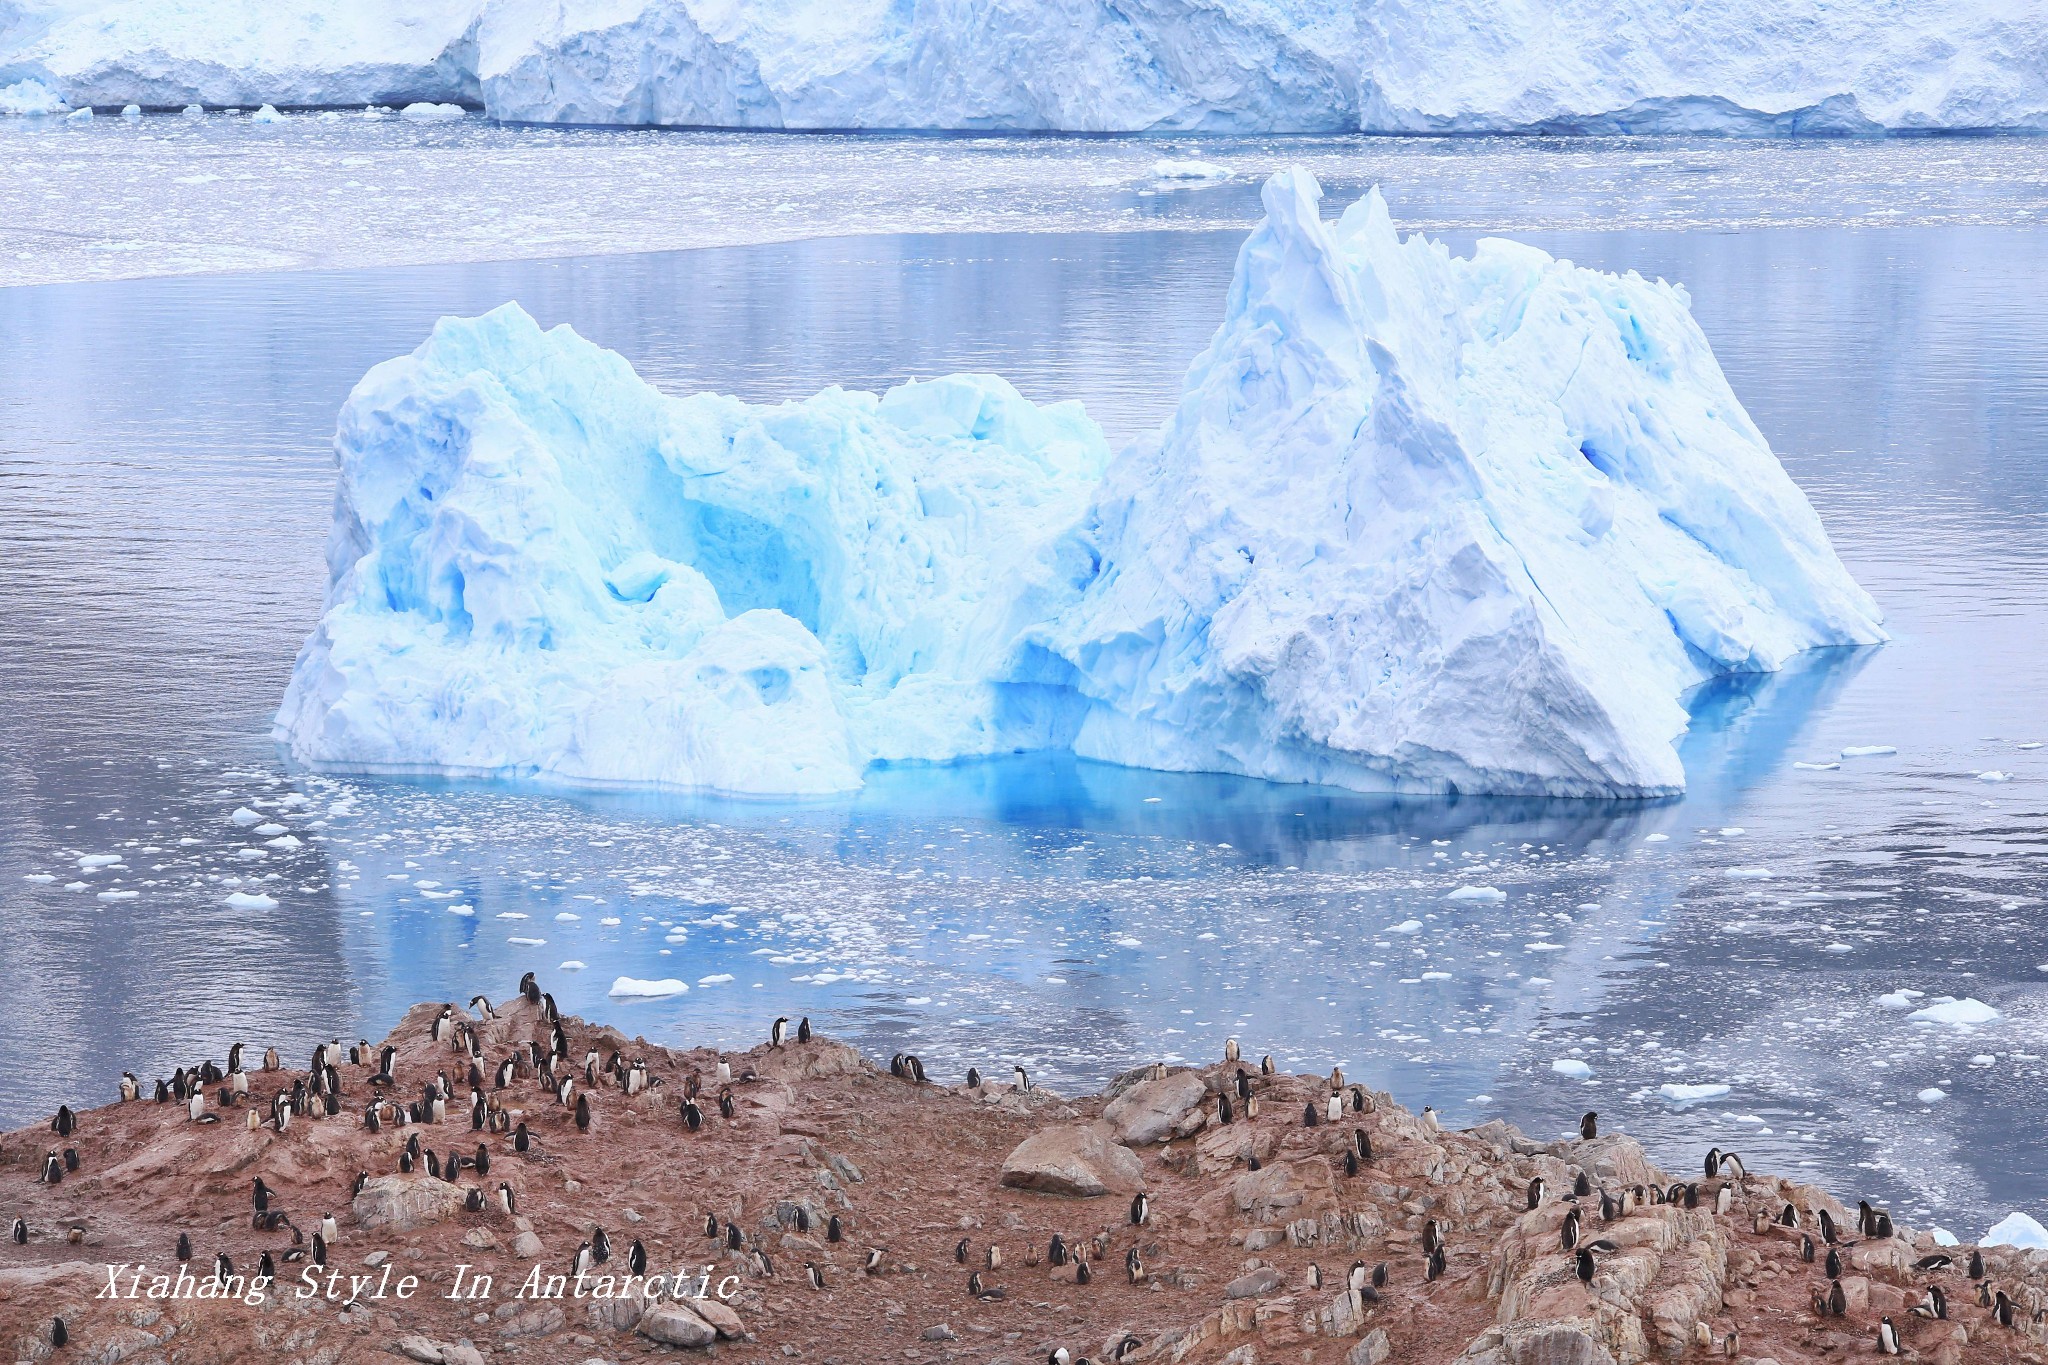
2020;742;2044;751
1719;827;1745;835
225;891;278;909
445;904;473;915
230;807;262;826
181;104;203;117
609;976;688;997
265;834;303;850
23;874;55;884
1643;833;1669;842
1;78;68;117
1551;1059;1594;1080
1420;970;1452;980
1978;770;2012;782
1793;760;1840;771
1841;745;1897;757
1823;942;1852;953
1725;867;1773;879
1984;1212;2048;1249
1969;1054;1996;1067
698;973;734;984
120;102;140;119
600;916;621;926
1909;997;1999;1025
1152;158;1230;181
1387;919;1423;935
251;103;285;122
253;822;288;836
400;101;465;120
66;105;91;120
1657;1083;1730;1105
1446;885;1506;902
77;854;121;869
96;889;139;901
64;881;87;891
559;960;585;970
1917;1087;1947;1103
1878;989;1923;1010
1524;941;1563;951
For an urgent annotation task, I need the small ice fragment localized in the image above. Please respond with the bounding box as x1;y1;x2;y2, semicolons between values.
250;104;285;123
1152;158;1229;180
1877;991;1920;1010
23;874;55;884
182;104;203;117
1916;1087;1946;1103
1908;998;1999;1025
699;974;735;985
265;834;302;850
96;889;139;901
253;822;288;836
1725;867;1773;879
1793;760;1840;771
600;916;621;926
1420;971;1452;980
1718;827;1745;836
1643;833;1669;842
1524;941;1563;951
1657;1083;1730;1105
67;106;92;120
1551;1059;1593;1080
400;102;466;121
225;891;278;909
1969;1054;1996;1067
1841;745;1897;758
555;912;580;921
1044;976;1067;984
445;904;473;915
77;854;121;868
559;960;585;970
507;936;546;946
609;976;688;997
120;103;140;120
1447;885;1506;901
64;881;87;891
1984;1212;2048;1249
230;807;261;826
1823;943;1852;954
1143;796;1162;802
1387;919;1423;934
1978;771;2011;782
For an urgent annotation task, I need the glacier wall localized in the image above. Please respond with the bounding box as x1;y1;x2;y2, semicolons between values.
276;171;1884;799
6;0;2045;132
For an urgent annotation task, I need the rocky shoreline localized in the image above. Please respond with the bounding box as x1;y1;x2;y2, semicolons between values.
3;983;2044;1365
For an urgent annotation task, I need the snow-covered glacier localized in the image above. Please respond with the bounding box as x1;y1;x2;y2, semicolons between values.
7;0;2045;132
277;170;1883;799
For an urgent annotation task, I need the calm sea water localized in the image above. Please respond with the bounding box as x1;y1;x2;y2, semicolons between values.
1;221;2043;1235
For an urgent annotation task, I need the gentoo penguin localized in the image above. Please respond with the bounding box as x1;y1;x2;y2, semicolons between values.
10;1218;26;1245
1969;1249;1986;1280
1526;1177;1546;1211
498;1183;517;1216
1126;1247;1145;1284
1326;1094;1343;1123
1129;1193;1149;1226
1719;1152;1745;1182
1050;1350;1072;1365
52;1105;75;1137
1048;1233;1068;1267
231;1070;248;1096
1800;1236;1815;1264
716;1059;732;1084
253;1178;271;1213
681;1100;703;1131
311;1232;327;1267
1344;1152;1359;1178
797;1017;812;1043
702;1212;719;1239
1994;1290;2017;1328
628;1239;648;1276
320;1212;338;1243
1013;1065;1031;1093
1714;1184;1733;1215
590;1227;611;1264
187;1091;205;1122
1827;1279;1847;1316
520;971;540;1004
1599;1191;1618;1223
213;1252;234;1284
153;1079;170;1104
770;1017;791;1047
1302;1101;1320;1128
967;1270;985;1295
986;1245;1002;1270
1826;1247;1842;1279
1354;1130;1372;1161
176;1232;192;1262
1559;1208;1581;1251
865;1247;885;1275
1425;1247;1446;1282
1876;1317;1901;1355
1703;1147;1721;1177
40;1150;62;1184
904;1055;927;1083
515;1122;530;1153
1579;1111;1598;1140
1422;1219;1445;1255
1778;1202;1799;1229
257;1251;276;1283
1260;1054;1276;1076
954;1236;971;1264
263;1046;279;1071
1216;1095;1234;1125
750;1249;774;1278
726;1223;744;1252
1235;1070;1252;1100
965;1067;982;1089
119;1072;140;1102
1575;1247;1595;1284
473;1143;489;1175
464;1188;485;1213
50;1319;66;1349
717;1089;735;1120
1573;1171;1592;1198
570;1241;592;1277
1075;1260;1091;1285
1223;1038;1240;1063
574;1094;591;1132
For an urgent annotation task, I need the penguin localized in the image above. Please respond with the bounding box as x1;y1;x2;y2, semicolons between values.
1579;1111;1598;1140
703;1212;719;1239
52;1105;75;1138
1425;1247;1446;1282
1876;1317;1901;1355
1575;1247;1595;1284
1049;1233;1069;1267
320;1212;338;1243
1307;1263;1323;1291
10;1217;26;1245
987;1245;1003;1270
51;1318;66;1349
1875;1211;1894;1239
176;1232;192;1262
827;1214;843;1244
1683;1183;1700;1210
1573;1171;1592;1198
253;1178;271;1213
1014;1064;1031;1093
1994;1289;2017;1329
1235;1070;1252;1100
1969;1249;1986;1280
1719;1152;1745;1182
498;1183;518;1216
571;1241;593;1278
1354;1130;1371;1161
1344;1152;1359;1178
591;1227;611;1263
187;1091;205;1122
1827;1279;1847;1317
770;1017;790;1047
1302;1101;1320;1128
1527;1177;1546;1211
1714;1184;1733;1215
1976;1280;1994;1310
1223;1038;1240;1063
119;1072;140;1102
311;1232;327;1267
1703;1147;1721;1177
1422;1218;1445;1255
1075;1260;1091;1285
425;1151;441;1180
1261;1054;1276;1076
62;1148;79;1173
1217;1094;1234;1125
214;1252;234;1284
750;1248;774;1278
40;1150;63;1184
1127;1247;1146;1284
1051;1350;1073;1365
464;1188;485;1213
1372;1262;1388;1290
257;1251;276;1284
628;1239;648;1276
574;1093;591;1132
520;971;540;1004
352;1171;370;1198
514;1122;529;1154
797;1017;812;1044
1858;1200;1877;1237
718;1089;735;1120
1326;1093;1343;1123
905;1055;927;1083
231;1070;248;1096
1779;1202;1798;1229
1129;1192;1149;1226
1599;1191;1618;1223
682;1100;703;1131
1560;1208;1581;1251
955;1236;971;1264
727;1223;745;1252
474;1143;489;1175
1800;1235;1815;1264
1826;1247;1842;1279
866;1247;885;1275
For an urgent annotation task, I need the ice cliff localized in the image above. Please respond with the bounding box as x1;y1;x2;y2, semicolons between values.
6;0;2045;133
276;171;1884;799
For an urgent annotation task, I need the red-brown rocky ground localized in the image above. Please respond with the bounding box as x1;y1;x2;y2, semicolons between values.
2;988;2044;1365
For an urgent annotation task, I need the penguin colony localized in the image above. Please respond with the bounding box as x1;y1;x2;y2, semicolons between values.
2;1002;2045;1363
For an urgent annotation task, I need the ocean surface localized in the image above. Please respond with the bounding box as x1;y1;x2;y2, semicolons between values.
1;156;2044;1236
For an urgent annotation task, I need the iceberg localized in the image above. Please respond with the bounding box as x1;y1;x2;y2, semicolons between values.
276;170;1882;800
1907;997;2000;1026
6;0;2042;131
1984;1212;2048;1250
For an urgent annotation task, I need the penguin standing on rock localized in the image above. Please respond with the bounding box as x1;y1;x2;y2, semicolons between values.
770;1017;791;1047
1579;1112;1598;1140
